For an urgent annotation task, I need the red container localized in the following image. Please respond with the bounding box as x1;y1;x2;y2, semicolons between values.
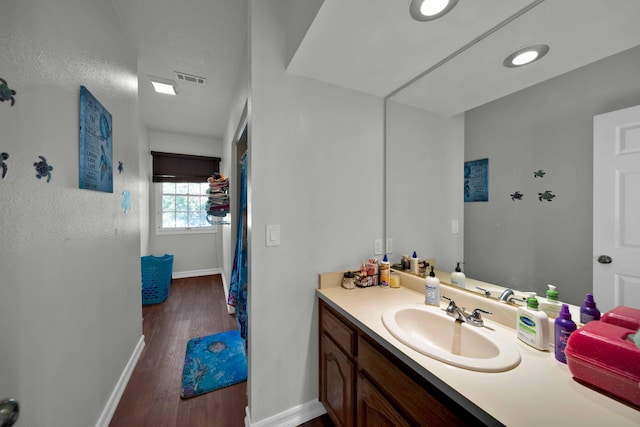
565;320;640;407
601;306;640;330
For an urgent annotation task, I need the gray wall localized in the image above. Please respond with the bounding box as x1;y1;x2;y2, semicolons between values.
386;100;464;271
247;0;384;421
0;0;143;425
465;44;640;305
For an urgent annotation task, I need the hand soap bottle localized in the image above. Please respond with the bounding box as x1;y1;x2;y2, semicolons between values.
540;284;561;318
410;251;419;275
554;304;577;363
517;296;550;351
580;293;601;324
425;266;440;306
451;262;465;288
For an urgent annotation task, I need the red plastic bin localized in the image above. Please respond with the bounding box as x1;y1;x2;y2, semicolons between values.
565;320;640;407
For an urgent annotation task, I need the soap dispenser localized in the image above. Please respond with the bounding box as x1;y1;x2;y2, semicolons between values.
580;293;601;324
410;251;419;275
554;304;577;363
425;266;440;306
517;296;550;351
540;284;561;319
451;262;465;288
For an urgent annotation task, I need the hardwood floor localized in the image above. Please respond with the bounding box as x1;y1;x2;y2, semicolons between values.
109;274;332;427
109;275;247;427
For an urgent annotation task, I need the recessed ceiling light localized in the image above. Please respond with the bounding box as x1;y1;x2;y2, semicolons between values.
150;78;177;95
503;44;550;68
409;0;458;21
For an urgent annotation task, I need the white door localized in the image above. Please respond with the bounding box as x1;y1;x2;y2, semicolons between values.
593;104;640;312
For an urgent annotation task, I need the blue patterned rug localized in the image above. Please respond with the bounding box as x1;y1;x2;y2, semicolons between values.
180;329;248;398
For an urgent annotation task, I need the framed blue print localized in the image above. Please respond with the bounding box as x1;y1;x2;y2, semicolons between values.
464;158;489;202
79;86;113;193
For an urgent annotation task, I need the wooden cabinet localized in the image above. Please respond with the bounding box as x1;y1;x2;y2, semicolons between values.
319;299;497;427
320;300;356;427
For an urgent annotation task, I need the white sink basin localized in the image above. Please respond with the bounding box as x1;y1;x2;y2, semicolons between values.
382;304;521;372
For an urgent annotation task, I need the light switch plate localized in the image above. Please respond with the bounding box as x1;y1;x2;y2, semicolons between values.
386;238;393;254
266;224;280;246
374;239;383;255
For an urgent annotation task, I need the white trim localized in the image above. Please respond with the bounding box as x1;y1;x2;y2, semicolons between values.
171;268;221;279
244;400;326;427
95;335;145;427
221;271;236;314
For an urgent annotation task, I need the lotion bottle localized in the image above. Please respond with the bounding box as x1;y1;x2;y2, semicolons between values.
540;284;561;319
554;304;577;363
517;296;550;351
451;262;465;288
580;293;601;324
425;266;440;306
379;254;390;288
410;251;419;275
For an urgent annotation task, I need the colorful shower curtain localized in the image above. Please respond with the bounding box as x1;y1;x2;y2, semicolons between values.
228;154;248;344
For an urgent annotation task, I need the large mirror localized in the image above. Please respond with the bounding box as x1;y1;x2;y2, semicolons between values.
385;3;640;306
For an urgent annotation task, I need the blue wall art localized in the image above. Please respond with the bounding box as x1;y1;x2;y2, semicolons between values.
0;77;16;106
79;86;113;193
1;152;8;179
464;158;489;202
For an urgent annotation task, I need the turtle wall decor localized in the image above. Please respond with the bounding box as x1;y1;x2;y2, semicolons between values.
534;170;546;178
34;155;53;182
0;78;17;106
510;191;523;201
118;161;124;174
538;190;556;202
1;152;9;178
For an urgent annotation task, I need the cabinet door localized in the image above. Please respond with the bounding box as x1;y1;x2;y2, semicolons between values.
320;334;355;427
356;374;411;427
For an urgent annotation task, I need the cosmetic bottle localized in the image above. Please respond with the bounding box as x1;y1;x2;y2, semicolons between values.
451;262;465;288
517;296;550;351
554;304;577;363
580;293;601;324
540;284;561;319
410;251;419;275
425;266;440;306
379;254;390;288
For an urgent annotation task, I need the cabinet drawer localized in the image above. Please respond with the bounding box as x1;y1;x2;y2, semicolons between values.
358;336;469;426
321;302;355;357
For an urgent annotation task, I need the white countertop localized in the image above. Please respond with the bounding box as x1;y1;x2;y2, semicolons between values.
317;278;640;427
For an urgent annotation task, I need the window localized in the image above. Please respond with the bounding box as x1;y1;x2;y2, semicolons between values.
156;182;215;235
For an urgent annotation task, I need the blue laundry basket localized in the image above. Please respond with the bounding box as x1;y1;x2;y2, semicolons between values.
141;254;174;305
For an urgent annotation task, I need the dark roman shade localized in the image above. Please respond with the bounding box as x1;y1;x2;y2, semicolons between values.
151;151;221;183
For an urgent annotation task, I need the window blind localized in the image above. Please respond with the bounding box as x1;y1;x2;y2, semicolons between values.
151;151;220;183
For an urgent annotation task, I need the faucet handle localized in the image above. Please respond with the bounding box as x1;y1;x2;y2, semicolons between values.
475;286;491;297
467;308;492;327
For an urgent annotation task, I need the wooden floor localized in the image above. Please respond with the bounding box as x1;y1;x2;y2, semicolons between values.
109;275;247;427
109;274;333;427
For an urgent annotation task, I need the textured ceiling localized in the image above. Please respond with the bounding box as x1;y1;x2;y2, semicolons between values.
112;0;640;139
289;0;640;116
112;0;247;138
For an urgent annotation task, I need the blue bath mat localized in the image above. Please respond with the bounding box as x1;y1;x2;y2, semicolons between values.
180;329;247;398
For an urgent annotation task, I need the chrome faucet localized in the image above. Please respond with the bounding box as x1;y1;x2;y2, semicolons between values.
498;288;515;302
441;296;492;327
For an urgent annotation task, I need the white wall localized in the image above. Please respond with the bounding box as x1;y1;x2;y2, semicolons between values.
147;130;224;275
0;1;142;426
386;100;465;272
464;44;640;305
247;0;384;422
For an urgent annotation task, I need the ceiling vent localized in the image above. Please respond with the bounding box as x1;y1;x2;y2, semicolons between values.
174;71;206;85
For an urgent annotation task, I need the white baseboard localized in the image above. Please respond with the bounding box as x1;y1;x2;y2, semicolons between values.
172;268;221;279
95;335;145;427
244;400;326;427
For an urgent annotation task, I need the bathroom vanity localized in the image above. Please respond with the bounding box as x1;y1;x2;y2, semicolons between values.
317;270;640;427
